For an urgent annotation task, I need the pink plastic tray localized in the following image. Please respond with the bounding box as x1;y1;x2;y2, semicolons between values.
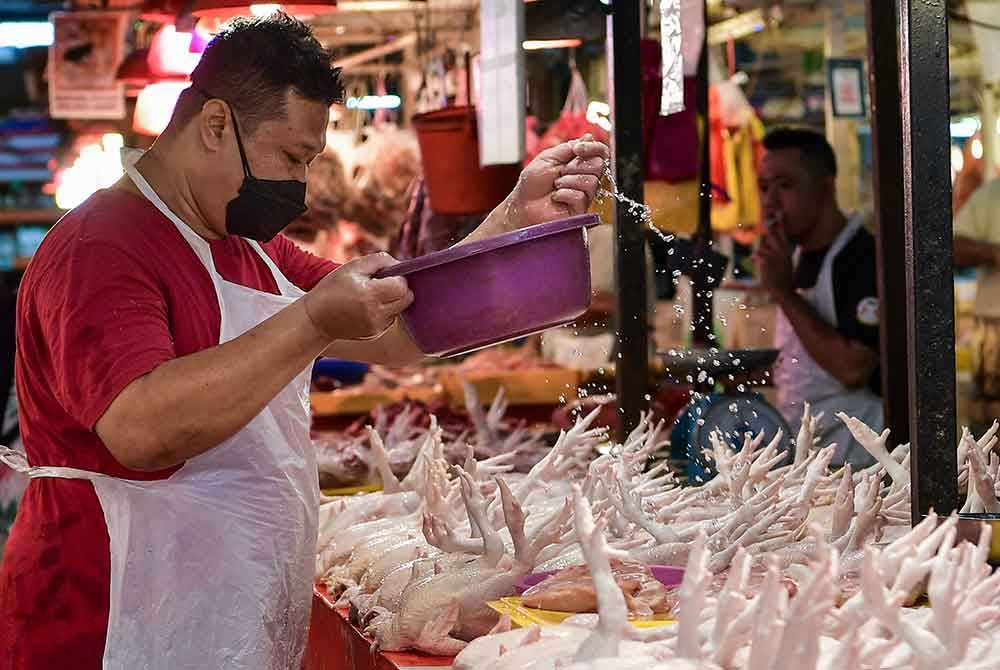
515;565;685;594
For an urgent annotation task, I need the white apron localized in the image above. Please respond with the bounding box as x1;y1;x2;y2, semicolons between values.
0;152;319;669
773;217;883;467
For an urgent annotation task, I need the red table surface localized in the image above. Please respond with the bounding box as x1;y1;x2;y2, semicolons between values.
305;585;455;670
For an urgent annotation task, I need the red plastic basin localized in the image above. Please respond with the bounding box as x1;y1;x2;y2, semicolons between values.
377;214;600;357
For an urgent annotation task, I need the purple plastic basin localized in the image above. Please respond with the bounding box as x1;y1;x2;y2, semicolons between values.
377;214;600;357
515;565;686;594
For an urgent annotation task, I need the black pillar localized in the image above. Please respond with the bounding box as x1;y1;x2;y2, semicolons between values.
898;0;958;519
609;0;650;440
691;0;714;348
864;1;911;450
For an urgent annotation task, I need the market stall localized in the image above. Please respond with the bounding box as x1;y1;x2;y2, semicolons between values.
302;0;985;668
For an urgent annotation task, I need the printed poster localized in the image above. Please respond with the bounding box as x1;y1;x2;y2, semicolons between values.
48;11;127;120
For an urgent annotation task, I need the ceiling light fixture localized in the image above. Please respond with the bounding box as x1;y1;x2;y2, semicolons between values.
336;0;427;10
191;0;337;19
0;22;53;49
523;38;583;50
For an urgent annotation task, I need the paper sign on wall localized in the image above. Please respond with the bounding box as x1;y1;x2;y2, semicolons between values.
478;1;525;166
48;11;127;120
827;58;866;118
968;2;1000;84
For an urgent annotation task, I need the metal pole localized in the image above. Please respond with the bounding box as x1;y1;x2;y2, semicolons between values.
609;0;650;441
864;0;911;450
898;0;959;519
691;0;714;348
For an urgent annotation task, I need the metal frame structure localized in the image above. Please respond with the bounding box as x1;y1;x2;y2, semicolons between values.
865;0;912;456
865;0;958;520
609;0;650;441
692;0;715;349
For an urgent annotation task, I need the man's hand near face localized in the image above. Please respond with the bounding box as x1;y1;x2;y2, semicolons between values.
753;222;878;392
754;224;795;300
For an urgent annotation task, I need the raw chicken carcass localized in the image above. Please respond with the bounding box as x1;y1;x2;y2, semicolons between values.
521;560;675;617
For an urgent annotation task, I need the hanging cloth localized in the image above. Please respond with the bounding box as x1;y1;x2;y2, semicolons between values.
712;115;764;233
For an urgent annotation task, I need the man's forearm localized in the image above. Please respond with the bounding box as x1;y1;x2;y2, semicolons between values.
97;299;331;471
774;291;877;389
455;194;518;246
323;320;425;367
954;235;1000;268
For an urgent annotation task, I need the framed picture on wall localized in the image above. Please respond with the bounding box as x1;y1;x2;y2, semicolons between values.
827;58;867;119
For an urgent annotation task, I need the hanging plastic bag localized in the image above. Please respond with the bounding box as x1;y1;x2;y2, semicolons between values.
526;65;610;163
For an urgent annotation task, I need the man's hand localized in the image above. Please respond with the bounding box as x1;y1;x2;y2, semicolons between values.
754;224;795;298
506;134;610;229
302;253;414;341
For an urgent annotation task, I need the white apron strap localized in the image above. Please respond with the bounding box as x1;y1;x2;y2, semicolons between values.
122;150;219;275
244;239;306;299
0;444;111;482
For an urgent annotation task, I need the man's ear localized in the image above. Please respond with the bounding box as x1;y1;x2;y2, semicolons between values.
199;98;229;152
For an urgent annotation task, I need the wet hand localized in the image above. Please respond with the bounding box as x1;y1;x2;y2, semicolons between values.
302;253;413;341
507;134;610;228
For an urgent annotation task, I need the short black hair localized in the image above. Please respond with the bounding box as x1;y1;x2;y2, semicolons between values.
762;127;838;178
173;12;342;134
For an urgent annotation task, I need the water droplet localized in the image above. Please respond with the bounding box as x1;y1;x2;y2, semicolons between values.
791;357;799;365
697;370;708;383
729;402;739;413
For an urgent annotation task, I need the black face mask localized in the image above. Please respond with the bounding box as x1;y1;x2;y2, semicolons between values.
225;106;307;242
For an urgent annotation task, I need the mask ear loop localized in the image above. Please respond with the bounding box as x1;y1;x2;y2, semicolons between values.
228;107;254;179
196;86;253;178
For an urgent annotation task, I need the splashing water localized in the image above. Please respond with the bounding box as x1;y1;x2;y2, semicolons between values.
597;166;676;245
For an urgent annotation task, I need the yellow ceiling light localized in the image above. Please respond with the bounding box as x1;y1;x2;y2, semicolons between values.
523;38;582;50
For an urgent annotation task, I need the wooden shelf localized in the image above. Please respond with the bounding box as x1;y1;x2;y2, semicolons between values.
0;209;65;225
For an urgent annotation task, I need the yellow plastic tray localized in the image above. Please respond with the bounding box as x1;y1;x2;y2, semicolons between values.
321;482;383;496
441;368;582;408
486;597;676;629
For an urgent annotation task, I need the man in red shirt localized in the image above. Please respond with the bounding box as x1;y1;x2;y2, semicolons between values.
0;14;607;669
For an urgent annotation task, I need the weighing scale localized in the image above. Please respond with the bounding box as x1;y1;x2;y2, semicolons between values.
662;348;792;482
